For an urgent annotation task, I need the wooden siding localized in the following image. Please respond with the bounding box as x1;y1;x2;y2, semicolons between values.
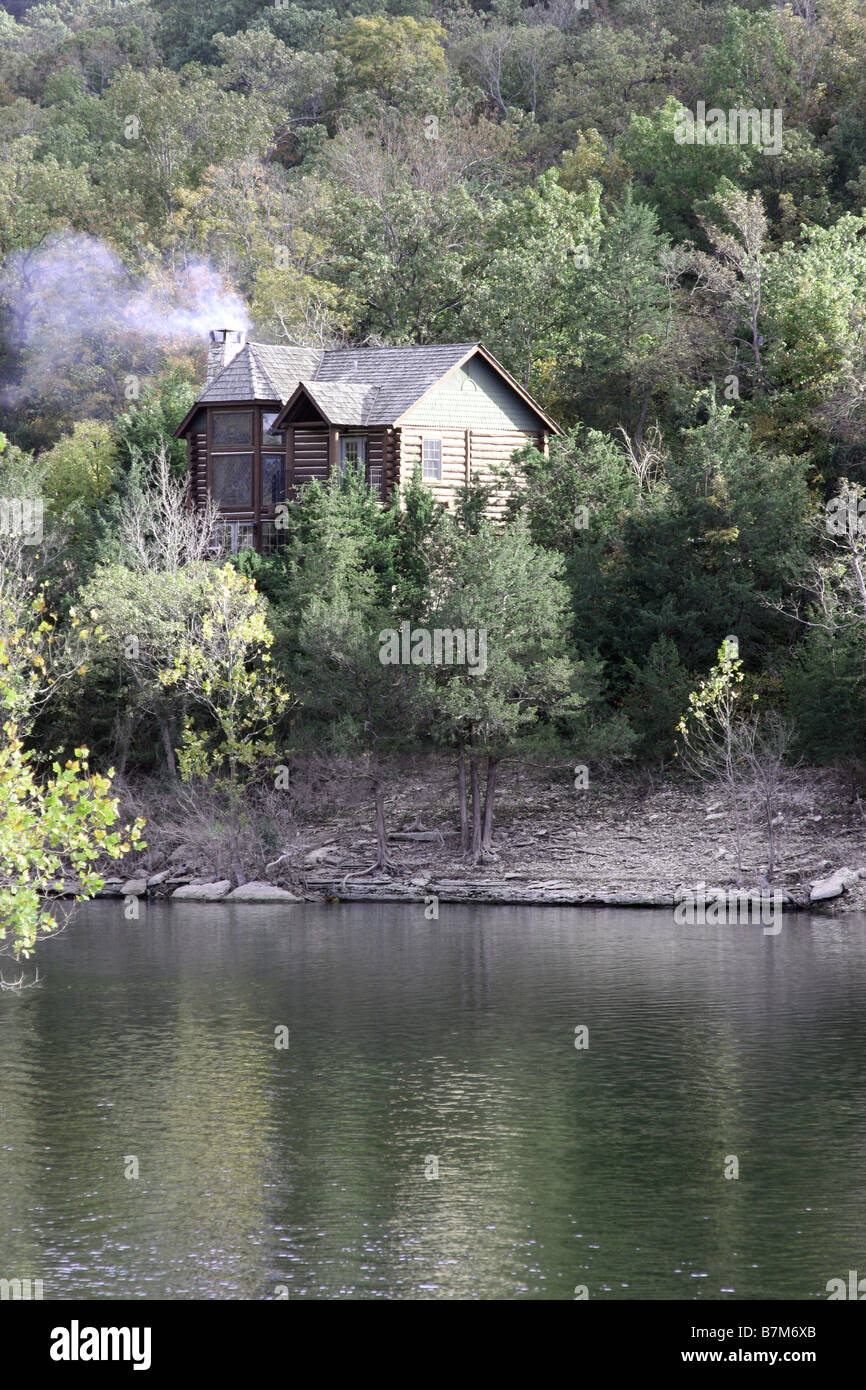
396;427;543;516
384;428;397;496
185;407;209;513
397;428;467;509
188;430;208;511
367;429;387;478
189;405;541;542
402;356;545;432
290;426;329;489
286;426;391;495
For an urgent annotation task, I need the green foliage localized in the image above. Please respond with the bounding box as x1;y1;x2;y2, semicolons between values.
295;558;408;758
0;728;144;958
0;588;145;958
115;371;196;477
70;561;213;775
452;473;496;535
291;485;414;866
159;564;293;784
619;97;750;243
460;169;601;400
391;464;446;614
762;213;866;451
40;419;118;515
509;427;640;555
335;15;447;111
3;0;866;781
259;470;398;661
676;636;753;780
571;399;810;675
564;191;682;432
310;124;488;341
784;626;866;767
625;636;692;766
416;517;591;756
152;0;267;70
0;139;97;256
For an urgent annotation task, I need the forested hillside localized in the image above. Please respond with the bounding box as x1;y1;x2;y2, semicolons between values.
2;0;866;943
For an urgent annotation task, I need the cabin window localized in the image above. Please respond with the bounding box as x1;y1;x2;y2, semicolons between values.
260;520;288;556
422;437;442;482
339;436;366;478
212;521;254;556
262;412;285;448
212;411;253;447
262;453;285;507
368;465;384;500
210;410;254;508
211;454;253;508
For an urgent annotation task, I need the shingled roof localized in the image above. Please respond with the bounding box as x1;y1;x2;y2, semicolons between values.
194;341;479;420
313;343;478;424
291;380;381;426
181;339;559;433
196;344;323;403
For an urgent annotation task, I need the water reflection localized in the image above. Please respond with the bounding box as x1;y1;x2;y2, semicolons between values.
0;902;864;1299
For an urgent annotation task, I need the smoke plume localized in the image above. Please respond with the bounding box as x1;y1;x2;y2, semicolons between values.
0;232;251;408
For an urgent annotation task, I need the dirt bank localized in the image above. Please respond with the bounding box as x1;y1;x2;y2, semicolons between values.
115;760;866;912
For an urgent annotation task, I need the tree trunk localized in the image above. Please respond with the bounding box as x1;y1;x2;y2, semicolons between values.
733;809;745;885
457;745;469;851
469;755;482;861
765;794;775;883
159;717;176;780
113;710;135;780
481;756;499;855
847;544;866;659
373;775;388;870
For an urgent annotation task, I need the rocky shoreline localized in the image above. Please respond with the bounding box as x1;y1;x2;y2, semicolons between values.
55;761;866;914
59;866;866;911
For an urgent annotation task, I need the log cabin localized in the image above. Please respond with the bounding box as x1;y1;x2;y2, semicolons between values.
174;330;561;553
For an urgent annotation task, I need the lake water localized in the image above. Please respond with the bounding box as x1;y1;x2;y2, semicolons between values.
0;901;864;1301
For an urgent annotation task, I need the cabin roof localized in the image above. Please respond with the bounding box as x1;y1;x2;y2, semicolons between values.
312;343;478;424
196;344;323;404
287;380;381;426
177;341;560;434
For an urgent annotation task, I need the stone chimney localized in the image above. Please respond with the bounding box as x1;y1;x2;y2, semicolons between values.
206;328;247;384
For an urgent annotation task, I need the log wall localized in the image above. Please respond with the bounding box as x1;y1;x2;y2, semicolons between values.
396;428;544;517
188;413;545;537
291;426;330;489
187;430;208;511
